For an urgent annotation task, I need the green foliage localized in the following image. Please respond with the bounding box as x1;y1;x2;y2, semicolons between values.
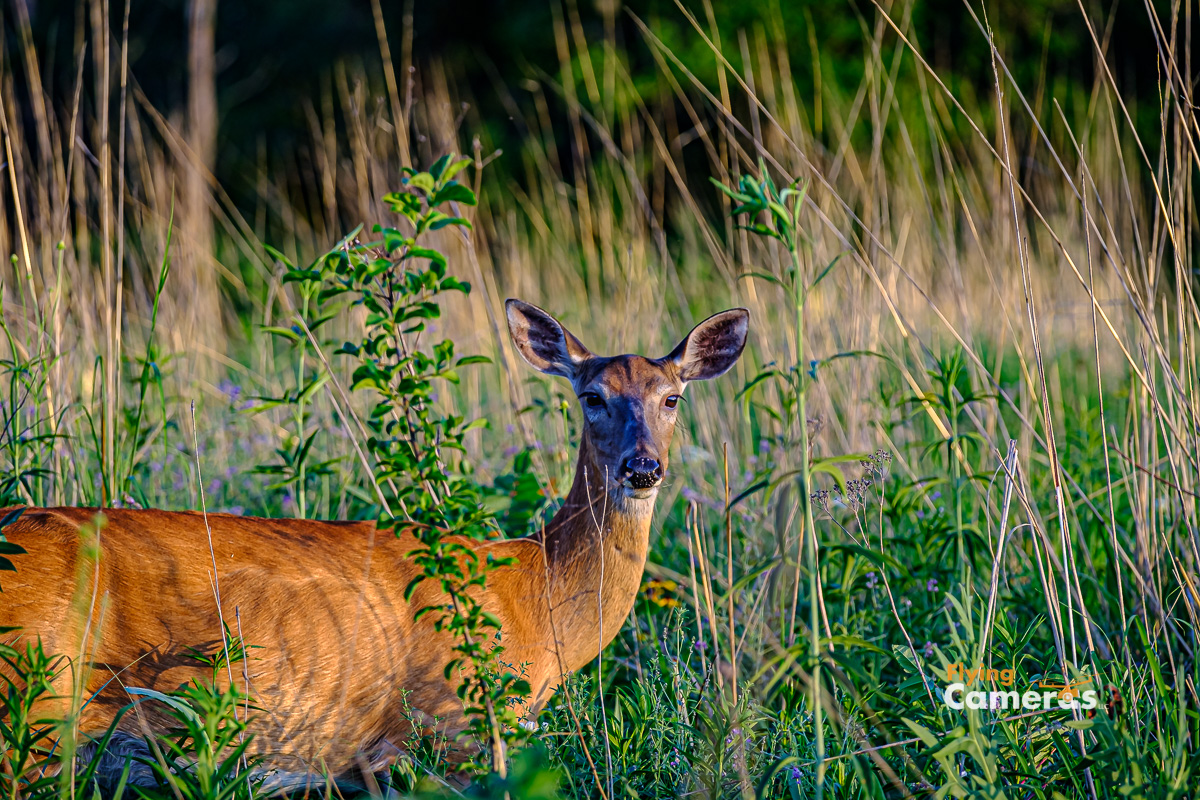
119;205;175;508
0;507;27;591
248;241;342;519
0;299;56;508
291;154;531;777
718;165;839;797
125;682;261;800
0;640;62;799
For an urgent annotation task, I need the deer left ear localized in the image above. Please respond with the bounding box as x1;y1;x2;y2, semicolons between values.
506;298;593;380
664;308;749;382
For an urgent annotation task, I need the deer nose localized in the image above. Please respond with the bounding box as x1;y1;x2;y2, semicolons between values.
622;456;663;489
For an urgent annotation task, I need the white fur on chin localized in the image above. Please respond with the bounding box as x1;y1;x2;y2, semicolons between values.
621;485;660;503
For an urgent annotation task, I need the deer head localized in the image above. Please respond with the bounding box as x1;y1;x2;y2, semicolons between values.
505;299;749;505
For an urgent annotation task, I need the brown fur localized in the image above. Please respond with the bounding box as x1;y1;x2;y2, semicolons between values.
0;300;748;779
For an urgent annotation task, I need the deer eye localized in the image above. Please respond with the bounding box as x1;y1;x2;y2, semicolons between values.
664;395;680;409
581;393;605;409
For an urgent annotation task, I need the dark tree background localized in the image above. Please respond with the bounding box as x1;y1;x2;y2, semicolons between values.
7;0;1175;209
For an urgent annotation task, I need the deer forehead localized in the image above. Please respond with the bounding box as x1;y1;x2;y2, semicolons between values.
578;355;680;397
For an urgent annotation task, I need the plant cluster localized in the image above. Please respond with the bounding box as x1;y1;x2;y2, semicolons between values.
279;154;534;781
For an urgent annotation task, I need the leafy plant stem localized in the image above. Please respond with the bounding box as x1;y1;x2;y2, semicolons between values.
792;207;824;799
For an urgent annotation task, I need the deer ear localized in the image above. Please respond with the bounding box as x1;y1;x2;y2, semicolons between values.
665;308;749;382
506;299;593;380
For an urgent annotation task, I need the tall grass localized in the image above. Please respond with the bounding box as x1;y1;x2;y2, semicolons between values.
1;0;1197;795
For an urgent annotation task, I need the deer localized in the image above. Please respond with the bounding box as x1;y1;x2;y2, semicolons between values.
0;298;749;788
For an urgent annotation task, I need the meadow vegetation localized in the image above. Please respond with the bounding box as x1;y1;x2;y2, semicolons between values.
1;0;1198;797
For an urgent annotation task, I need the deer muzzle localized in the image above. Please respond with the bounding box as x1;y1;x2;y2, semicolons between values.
622;456;664;490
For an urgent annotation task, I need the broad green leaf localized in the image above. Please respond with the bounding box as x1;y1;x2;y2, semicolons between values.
902;717;941;748
434;183;477;207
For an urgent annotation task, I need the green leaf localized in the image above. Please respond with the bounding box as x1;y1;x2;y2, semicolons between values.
825;543;903;572
282;268;321;284
297;373;330;404
376;226;412;253
428;153;453;180
806;349;891;381
0;506;25;530
433;183;477;207
263;244;295;268
383;191;422;219
125;688;202;724
402;246;448;270
406;172;435;193
727;479;769;509
440;276;471;293
737;270;786;288
441;157;472;183
821;634;889;656
244;395;285;412
260;325;302;342
429;214;472;231
736;369;781;403
808;252;846;292
710;177;753;204
902;717;941;748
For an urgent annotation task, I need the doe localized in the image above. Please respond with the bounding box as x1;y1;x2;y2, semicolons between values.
0;299;748;784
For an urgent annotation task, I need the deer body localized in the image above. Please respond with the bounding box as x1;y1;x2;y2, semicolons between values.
0;300;748;781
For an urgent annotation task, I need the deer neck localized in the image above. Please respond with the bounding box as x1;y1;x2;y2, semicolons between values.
538;438;657;672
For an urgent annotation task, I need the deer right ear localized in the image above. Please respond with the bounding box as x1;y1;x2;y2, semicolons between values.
665;308;750;382
506;299;593;380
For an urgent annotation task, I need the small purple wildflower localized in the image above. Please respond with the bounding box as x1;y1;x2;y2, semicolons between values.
219;380;242;403
865;571;878;589
926;578;939;592
923;641;935;657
